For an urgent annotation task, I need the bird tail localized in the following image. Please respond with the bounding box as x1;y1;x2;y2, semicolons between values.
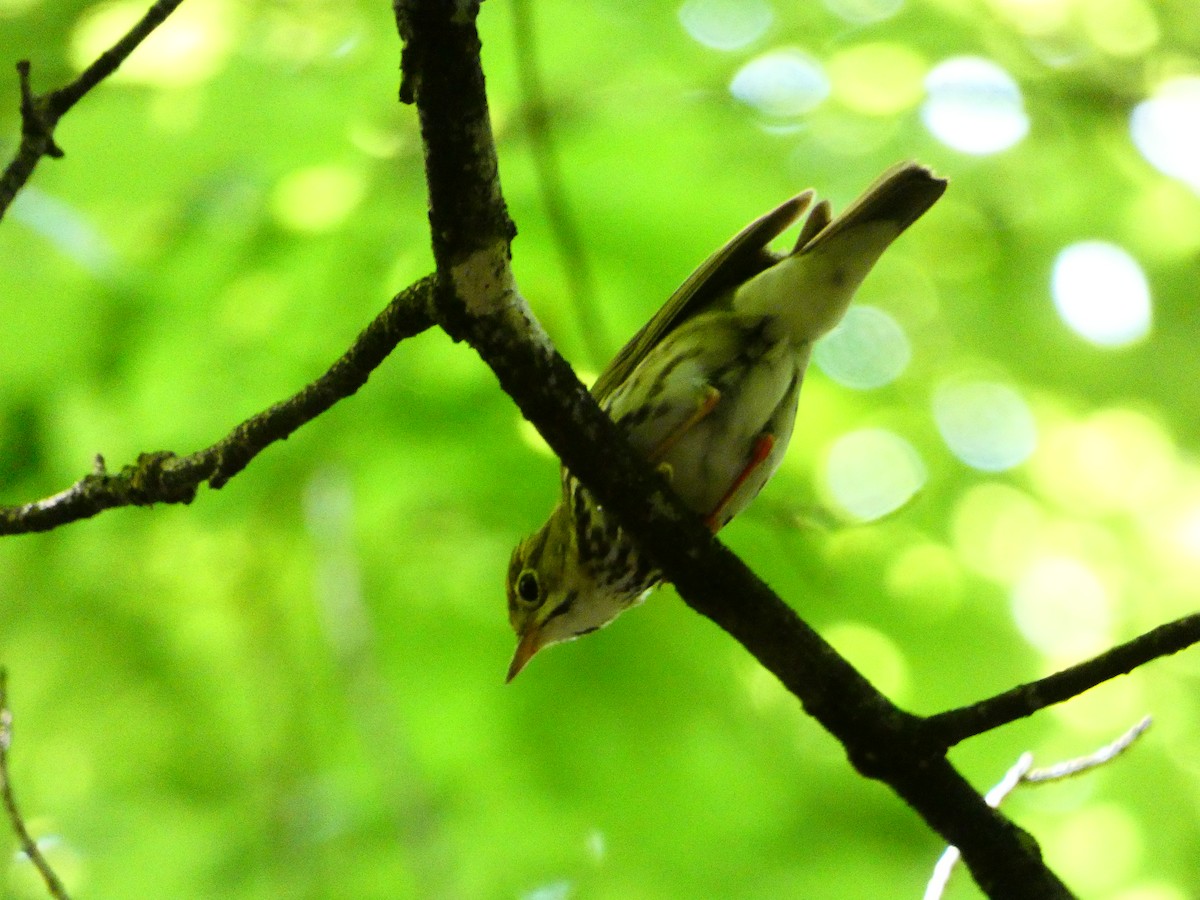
733;162;947;344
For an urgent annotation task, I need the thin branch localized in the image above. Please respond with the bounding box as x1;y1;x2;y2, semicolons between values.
0;277;437;535
1024;715;1152;783
0;670;71;900
394;4;1073;898
509;0;609;369
925;615;1200;748
925;718;1152;900
1;0;189;219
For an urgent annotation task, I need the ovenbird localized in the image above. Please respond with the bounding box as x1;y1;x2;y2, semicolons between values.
506;161;947;680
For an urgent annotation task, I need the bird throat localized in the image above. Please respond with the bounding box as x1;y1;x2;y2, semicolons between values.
567;474;661;603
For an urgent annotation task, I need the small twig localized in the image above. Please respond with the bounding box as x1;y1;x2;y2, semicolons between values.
1;0;189;219
1024;715;1152;783
0;670;71;900
925;615;1200;747
924;718;1153;900
0;277;437;534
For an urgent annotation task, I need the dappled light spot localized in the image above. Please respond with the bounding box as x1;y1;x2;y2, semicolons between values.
218;271;291;341
348;120;407;159
1130;181;1200;259
1105;884;1189;900
522;881;572;900
885;542;964;617
740;659;793;712
271;164;366;233
586;830;606;863
1011;556;1114;659
824;621;909;700
828;43;926;116
1132;77;1200;193
1163;498;1200;567
1030;408;1174;515
814;306;910;389
823;428;925;522
729;49;829;120
951;483;1045;582
677;0;773;51
986;0;1071;36
71;0;236;86
10;188;114;274
1049;673;1144;738
921;57;1029;154
517;418;555;458
1079;0;1159;57
1043;804;1145;897
821;0;902;25
0;0;42;18
1052;241;1151;347
933;379;1036;472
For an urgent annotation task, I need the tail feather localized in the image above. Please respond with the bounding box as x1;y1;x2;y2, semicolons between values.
800;161;947;254
734;162;946;343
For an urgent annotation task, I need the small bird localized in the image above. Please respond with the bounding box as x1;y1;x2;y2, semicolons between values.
505;162;947;680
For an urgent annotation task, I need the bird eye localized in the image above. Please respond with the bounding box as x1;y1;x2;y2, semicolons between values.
516;570;541;605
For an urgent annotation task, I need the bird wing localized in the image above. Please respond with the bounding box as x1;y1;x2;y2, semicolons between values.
590;191;814;404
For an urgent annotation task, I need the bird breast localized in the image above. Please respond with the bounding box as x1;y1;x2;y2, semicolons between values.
604;310;809;524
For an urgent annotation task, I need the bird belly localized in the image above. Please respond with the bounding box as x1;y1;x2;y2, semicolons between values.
606;312;807;524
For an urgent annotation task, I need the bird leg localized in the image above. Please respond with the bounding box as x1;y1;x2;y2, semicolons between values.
703;433;776;532
648;385;721;464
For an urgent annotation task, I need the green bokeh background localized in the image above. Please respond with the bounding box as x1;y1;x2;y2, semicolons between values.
3;0;1200;897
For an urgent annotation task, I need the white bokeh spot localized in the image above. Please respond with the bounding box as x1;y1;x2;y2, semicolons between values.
815;306;911;390
934;380;1037;472
730;49;829;119
1052;241;1152;347
678;0;773;51
825;428;926;522
1131;76;1200;192
921;56;1029;154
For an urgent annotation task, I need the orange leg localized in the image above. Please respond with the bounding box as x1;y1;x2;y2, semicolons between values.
649;386;721;464
703;433;776;532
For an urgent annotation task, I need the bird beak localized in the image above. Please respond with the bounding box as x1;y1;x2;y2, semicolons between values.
506;626;544;683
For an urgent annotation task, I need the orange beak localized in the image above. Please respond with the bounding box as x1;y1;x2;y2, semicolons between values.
506;626;544;682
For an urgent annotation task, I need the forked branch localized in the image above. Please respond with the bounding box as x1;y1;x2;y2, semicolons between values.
1;0;190;219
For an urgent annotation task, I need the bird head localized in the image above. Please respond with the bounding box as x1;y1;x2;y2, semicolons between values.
505;502;649;680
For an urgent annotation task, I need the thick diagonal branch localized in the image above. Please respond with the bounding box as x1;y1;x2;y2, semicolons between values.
393;2;1071;897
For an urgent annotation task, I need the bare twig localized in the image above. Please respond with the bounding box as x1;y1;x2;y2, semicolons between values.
1024;715;1152;783
0;277;437;534
2;0;190;219
0;670;71;900
925;615;1200;747
925;718;1153;900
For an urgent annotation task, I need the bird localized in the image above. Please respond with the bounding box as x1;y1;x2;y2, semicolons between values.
505;161;947;681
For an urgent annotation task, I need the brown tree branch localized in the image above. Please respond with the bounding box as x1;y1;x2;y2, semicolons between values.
0;278;436;534
1;0;188;220
393;2;1072;897
0;0;1186;895
0;670;71;900
924;614;1200;747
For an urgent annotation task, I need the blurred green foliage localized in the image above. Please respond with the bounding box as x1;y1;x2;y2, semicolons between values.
2;0;1200;897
